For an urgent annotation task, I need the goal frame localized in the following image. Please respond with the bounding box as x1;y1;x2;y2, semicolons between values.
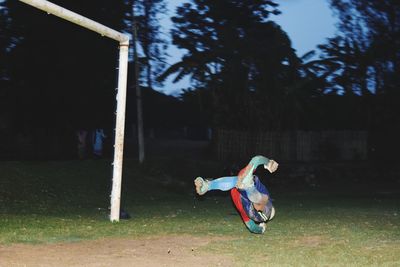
18;0;130;222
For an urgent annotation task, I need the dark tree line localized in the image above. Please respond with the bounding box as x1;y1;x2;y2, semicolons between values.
162;0;400;132
0;0;399;159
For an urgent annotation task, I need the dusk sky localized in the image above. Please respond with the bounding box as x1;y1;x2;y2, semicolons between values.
159;0;338;96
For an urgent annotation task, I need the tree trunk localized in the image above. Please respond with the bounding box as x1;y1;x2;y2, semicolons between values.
132;5;145;163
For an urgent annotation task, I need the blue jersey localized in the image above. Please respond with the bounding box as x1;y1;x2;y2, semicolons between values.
238;176;273;222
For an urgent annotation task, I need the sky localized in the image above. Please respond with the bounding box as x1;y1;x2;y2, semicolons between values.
158;0;338;96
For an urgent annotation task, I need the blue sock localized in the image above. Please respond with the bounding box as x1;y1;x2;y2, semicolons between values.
208;176;238;191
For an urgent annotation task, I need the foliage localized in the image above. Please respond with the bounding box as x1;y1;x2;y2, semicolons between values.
130;0;167;89
318;0;400;95
1;0;399;149
160;0;306;130
312;36;369;95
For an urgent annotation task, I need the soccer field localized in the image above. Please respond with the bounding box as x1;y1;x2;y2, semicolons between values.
0;159;399;266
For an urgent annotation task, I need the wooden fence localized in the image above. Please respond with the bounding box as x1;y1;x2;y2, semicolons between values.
215;129;368;162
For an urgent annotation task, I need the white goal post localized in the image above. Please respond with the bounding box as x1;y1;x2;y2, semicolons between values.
18;0;130;222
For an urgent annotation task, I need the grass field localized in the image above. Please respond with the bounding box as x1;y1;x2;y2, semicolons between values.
0;157;399;266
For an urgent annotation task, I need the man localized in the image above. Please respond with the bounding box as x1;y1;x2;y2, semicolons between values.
92;128;106;158
194;155;278;234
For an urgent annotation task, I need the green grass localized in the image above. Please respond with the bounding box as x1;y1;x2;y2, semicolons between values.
0;159;399;266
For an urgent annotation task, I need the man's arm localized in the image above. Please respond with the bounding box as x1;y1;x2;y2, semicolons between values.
245;220;266;234
249;155;270;168
249;155;279;173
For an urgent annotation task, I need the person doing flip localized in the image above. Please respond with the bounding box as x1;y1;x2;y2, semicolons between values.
194;155;278;234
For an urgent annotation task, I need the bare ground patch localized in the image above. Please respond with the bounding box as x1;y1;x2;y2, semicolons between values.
0;235;234;267
293;235;329;247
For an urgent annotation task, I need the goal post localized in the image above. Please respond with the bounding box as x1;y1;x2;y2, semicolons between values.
18;0;130;222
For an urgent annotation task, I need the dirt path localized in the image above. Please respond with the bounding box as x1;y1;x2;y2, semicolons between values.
0;236;234;267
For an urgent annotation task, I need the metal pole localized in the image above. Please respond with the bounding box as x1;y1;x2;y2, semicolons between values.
110;40;129;222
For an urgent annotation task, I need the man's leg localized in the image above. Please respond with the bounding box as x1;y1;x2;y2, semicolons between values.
194;176;238;195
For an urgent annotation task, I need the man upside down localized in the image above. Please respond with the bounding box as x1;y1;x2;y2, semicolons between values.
194;155;278;234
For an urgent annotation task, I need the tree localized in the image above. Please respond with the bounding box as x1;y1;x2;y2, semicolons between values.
127;0;167;163
328;0;400;94
130;0;167;89
315;36;371;95
161;0;302;130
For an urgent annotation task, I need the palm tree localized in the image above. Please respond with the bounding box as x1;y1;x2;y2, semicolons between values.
162;0;305;130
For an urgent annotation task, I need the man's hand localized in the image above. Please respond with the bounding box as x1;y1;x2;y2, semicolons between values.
264;159;279;173
259;222;266;233
245;220;266;234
